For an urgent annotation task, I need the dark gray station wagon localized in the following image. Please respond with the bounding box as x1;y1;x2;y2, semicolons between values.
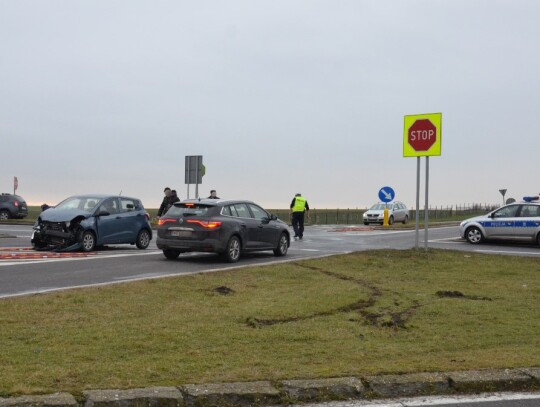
156;199;290;262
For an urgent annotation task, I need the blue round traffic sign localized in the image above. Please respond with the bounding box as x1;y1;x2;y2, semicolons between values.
378;186;395;203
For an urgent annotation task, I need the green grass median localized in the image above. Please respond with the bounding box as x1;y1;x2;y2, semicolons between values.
0;249;538;396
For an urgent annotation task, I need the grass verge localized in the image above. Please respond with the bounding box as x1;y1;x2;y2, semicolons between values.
0;249;539;396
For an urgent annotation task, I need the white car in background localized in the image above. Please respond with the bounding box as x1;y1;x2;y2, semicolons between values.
363;201;409;225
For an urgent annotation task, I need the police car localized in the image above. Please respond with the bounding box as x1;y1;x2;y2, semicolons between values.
460;196;540;245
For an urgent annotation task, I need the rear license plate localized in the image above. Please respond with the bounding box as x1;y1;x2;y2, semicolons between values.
171;231;191;238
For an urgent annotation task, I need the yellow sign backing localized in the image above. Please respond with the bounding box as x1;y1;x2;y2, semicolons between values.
403;113;442;157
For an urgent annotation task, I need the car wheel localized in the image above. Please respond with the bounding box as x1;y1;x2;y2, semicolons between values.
465;226;484;244
0;210;10;221
402;215;409;224
163;249;181;260
222;235;241;263
81;231;96;252
136;229;151;249
388;215;394;225
273;233;289;257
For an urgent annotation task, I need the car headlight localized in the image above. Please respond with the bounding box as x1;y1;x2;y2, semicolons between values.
65;221;71;228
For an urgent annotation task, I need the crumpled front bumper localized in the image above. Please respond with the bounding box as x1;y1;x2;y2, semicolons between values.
31;227;82;252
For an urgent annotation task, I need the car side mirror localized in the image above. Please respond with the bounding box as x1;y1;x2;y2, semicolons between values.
97;210;110;217
270;214;278;221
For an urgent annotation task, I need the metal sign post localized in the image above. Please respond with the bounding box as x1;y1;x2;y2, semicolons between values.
424;157;429;251
195;164;199;199
378;186;395;228
415;157;420;248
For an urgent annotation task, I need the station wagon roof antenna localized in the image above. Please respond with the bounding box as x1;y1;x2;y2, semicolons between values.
118;190;122;196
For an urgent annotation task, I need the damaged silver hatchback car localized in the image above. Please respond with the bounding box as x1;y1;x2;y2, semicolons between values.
32;194;152;252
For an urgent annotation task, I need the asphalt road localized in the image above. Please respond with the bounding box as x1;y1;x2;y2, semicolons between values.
2;223;540;299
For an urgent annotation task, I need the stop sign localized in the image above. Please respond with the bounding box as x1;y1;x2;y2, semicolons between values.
408;119;437;151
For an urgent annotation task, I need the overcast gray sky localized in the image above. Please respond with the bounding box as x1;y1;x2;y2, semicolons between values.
2;1;539;209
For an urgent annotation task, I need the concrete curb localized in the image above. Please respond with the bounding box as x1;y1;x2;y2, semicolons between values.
83;387;184;407
181;381;280;406
364;372;450;398
0;393;78;407
1;368;539;407
280;377;365;403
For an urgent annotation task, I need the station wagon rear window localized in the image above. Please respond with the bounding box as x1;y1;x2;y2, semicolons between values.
167;203;212;217
370;203;393;210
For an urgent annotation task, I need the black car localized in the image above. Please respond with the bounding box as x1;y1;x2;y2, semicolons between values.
156;199;290;262
0;193;28;220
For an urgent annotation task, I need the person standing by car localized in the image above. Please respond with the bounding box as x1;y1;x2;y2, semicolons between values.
290;193;310;240
157;187;179;218
207;190;220;199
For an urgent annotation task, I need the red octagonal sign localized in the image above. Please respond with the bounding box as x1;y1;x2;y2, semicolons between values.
408;119;437;151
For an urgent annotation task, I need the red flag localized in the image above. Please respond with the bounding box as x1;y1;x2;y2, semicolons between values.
14;176;18;192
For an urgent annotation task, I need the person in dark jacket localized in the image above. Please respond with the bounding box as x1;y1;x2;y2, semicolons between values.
207;190;220;199
157;187;180;217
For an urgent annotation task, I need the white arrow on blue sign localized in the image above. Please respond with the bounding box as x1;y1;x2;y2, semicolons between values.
378;186;395;203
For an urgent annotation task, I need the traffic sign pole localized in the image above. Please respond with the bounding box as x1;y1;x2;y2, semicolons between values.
415;157;420;249
378;186;395;228
424;157;429;251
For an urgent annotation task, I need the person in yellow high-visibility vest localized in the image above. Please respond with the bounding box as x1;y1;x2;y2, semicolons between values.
290;193;310;240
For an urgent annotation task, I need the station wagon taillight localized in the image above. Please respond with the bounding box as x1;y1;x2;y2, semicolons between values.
14;201;19;207
158;218;176;226
186;219;222;229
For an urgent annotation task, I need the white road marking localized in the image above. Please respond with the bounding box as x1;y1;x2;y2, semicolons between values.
428;237;463;243
365;230;419;236
300;392;540;406
475;249;540;256
398;392;540;406
0;250;162;267
291;248;322;252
